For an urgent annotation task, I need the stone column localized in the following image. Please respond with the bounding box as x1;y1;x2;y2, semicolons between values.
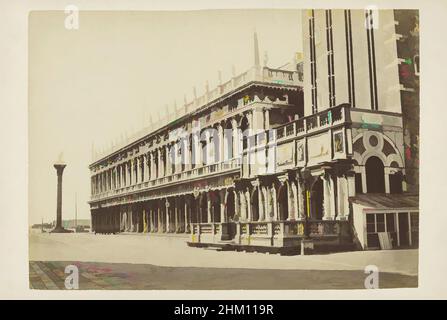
126;161;130;186
128;161;131;186
245;189;251;221
184;138;191;171
330;176;336;219
51;163;71;233
234;191;240;220
144;154;149;181
292;182;299;220
150;152;155;179
218;125;224;163
119;166;123;188
174;198;179;232
207;193;212;223
265;186;273;221
223;126;229;162
287;183;293;220
157;149;162;177
196;132;203;167
184;199;189;233
264;108;270;130
231;119;239;159
123;163;127;186
323;175;332;220
134;158;139;184
336;175;349;220
166;144;172;176
258;186;265;221
273;186;279;221
165;199;170;232
384;169;391;194
220;189;226;222
297;179;305;220
157;205;163;233
147;208;154;232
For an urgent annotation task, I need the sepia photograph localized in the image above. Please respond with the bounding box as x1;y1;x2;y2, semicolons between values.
26;7;420;291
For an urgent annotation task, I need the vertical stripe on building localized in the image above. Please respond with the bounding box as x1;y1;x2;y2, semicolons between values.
344;9;355;107
366;10;378;110
309;10;318;114
326;10;336;108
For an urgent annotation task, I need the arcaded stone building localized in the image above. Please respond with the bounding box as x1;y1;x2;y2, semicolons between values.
89;9;419;251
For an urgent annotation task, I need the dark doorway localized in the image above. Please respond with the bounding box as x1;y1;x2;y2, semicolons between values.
355;173;363;194
224;121;234;160
251;188;259;221
240;117;249;150
278;184;289;220
190;198;198;223
311;178;324;220
226;190;235;221
389;173;403;194
365;156;385;193
210;192;220;222
200;194;208;223
398;212;410;247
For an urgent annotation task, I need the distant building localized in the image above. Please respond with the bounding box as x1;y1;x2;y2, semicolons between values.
89;9;419;251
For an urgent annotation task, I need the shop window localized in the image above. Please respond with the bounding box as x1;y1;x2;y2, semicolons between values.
376;213;385;232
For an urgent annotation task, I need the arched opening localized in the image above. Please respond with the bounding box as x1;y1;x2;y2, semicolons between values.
140;156;145;182
137;204;144;233
199;193;208;223
200;130;208;166
226;189;235;221
365;156;385;193
310;178;324;220
212;126;220;163
278;184;289;221
240;117;249;150
161;150;167;176
133;162;137;184
154;152;159;178
224;121;234;160
390;172;403;194
210;192;220;222
251;188;259;221
170;145;175;174
168;200;175;232
189;197;197;224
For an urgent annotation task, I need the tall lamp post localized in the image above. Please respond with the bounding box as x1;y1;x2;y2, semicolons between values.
51;160;72;233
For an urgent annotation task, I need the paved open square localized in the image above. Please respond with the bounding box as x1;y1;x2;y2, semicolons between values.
29;231;418;290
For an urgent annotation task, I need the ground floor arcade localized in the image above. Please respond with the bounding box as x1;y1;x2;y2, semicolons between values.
91;162;358;250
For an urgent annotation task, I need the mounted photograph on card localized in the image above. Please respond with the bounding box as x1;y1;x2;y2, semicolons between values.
28;8;419;290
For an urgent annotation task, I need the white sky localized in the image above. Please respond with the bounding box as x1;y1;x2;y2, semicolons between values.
28;9;302;225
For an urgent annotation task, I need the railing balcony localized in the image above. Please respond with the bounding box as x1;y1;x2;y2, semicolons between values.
190;220;351;248
91;158;241;201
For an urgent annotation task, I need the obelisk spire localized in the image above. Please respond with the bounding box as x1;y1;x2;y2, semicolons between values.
253;30;260;67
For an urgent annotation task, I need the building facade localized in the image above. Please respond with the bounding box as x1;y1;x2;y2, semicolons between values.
89;9;419;252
